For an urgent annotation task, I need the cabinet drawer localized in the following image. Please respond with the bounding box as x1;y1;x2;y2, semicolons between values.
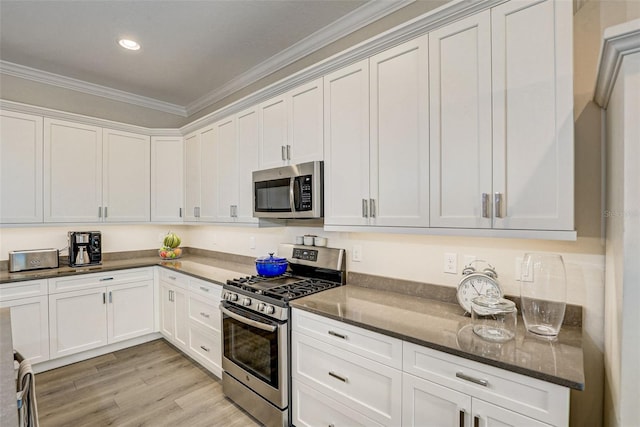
158;268;189;289
403;342;569;426
292;332;402;426
292;309;402;369
0;279;48;301
188;323;221;371
292;380;384;427
188;293;220;332
49;268;154;294
188;278;221;299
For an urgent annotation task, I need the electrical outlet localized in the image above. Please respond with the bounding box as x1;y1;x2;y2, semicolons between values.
516;257;533;282
444;253;457;274
352;245;363;262
249;236;256;249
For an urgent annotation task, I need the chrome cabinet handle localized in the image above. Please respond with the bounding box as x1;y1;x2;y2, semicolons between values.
370;199;376;218
281;145;286;161
328;330;347;340
474;416;480;427
102;292;106;304
481;193;491;218
99;277;114;281
286;144;291;160
167;276;177;280
98;206;102;218
494;193;504;218
104;206;108;218
362;199;369;218
460;410;465;427
199;286;209;293
200;345;210;352
108;291;112;303
328;371;348;383
179;207;182;218
200;312;210;319
169;290;174;302
456;372;488;387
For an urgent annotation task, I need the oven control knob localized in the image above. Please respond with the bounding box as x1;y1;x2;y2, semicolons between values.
263;305;275;315
241;297;252;306
226;292;238;302
257;303;266;311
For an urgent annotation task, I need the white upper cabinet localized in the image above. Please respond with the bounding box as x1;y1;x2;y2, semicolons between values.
259;96;288;169
288;78;324;165
0;111;43;224
324;36;429;228
259;78;324;169
184;125;216;222
491;0;573;231
214;116;238;223
323;59;371;226
370;35;430;227
102;128;150;222
44;118;103;222
429;11;493;229
429;0;574;232
236;107;260;223
151;136;184;222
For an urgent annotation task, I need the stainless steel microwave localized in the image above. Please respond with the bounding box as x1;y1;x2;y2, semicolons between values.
252;161;323;219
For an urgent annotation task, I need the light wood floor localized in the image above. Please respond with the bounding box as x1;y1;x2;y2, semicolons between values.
35;339;261;427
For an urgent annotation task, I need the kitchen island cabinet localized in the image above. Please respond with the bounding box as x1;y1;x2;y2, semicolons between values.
0;110;43;224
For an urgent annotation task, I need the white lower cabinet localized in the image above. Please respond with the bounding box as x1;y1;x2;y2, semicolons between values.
0;279;49;363
158;269;223;377
292;309;570;427
48;268;154;359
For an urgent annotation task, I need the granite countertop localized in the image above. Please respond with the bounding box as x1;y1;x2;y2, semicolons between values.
290;285;585;391
1;307;18;427
0;255;255;285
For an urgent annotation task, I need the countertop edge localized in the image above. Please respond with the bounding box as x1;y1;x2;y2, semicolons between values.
290;303;585;391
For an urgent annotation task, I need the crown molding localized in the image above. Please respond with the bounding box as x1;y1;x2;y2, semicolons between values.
185;0;414;116
594;19;640;109
181;0;504;135
0;61;188;117
0;99;182;136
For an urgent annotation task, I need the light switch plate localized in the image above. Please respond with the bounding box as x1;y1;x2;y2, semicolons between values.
444;253;457;274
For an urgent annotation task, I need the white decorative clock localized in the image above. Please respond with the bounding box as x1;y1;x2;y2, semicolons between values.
456;260;503;314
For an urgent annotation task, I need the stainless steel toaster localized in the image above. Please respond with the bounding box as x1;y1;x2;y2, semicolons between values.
9;249;59;272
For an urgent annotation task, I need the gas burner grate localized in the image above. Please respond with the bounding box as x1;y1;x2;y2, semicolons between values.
263;280;340;302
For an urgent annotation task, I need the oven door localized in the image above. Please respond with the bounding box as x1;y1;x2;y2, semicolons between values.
220;302;288;408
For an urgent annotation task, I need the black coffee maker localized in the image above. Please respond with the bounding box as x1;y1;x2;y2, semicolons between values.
68;231;102;267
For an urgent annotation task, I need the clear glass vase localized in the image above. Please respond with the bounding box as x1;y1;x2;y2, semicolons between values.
520;253;567;338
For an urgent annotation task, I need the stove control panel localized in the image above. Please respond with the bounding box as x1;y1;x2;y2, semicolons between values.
222;291;286;320
292;247;318;262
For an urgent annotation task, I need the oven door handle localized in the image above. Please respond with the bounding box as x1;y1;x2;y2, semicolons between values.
220;305;278;332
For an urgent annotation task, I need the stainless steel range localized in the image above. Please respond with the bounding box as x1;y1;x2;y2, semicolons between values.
220;243;346;427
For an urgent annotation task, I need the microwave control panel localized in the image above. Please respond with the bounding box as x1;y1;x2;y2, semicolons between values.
299;175;312;210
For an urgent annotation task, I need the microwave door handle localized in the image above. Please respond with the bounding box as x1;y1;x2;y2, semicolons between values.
290;177;296;212
219;305;277;332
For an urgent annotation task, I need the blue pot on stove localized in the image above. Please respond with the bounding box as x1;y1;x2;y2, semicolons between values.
255;253;288;277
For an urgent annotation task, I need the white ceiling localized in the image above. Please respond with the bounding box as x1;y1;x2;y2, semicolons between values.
0;0;412;117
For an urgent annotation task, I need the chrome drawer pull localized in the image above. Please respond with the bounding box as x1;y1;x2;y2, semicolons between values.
168;276;177;280
99;277;114;281
200;312;210;318
456;372;488;387
328;371;348;383
199;286;210;292
200;345;210;352
328;330;347;340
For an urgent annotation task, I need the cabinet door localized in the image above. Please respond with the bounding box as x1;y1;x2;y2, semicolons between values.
173;285;188;349
183;131;201;221
199;125;217;221
102;128;150;222
0;296;49;364
259;96;288;169
473;399;551;427
323;59;370;226
44;118;102;222
0;111;43;224
151;136;184;222
403;372;472;427
107;280;154;344
49;287;108;358
370;35;429;227
214;116;238;223
159;281;176;339
236;107;260;223
429;11;493;228
288;78;324;164
491;0;573;231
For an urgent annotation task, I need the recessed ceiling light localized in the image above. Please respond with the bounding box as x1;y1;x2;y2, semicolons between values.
118;39;140;51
